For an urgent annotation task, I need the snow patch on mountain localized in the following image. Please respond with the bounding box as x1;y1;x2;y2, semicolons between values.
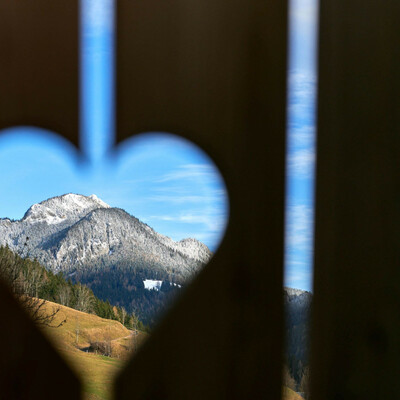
143;279;163;291
143;279;182;291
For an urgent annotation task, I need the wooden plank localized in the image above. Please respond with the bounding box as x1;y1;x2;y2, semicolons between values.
0;2;82;397
0;1;79;146
312;1;400;398
115;0;288;398
0;279;82;399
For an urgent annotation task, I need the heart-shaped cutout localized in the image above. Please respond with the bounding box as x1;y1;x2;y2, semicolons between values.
0;127;229;399
0;0;231;397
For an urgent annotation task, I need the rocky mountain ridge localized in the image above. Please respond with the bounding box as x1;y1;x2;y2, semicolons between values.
284;287;312;309
0;194;212;279
284;286;312;386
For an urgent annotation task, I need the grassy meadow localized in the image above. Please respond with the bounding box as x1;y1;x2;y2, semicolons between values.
37;300;303;400
282;387;305;400
39;300;146;400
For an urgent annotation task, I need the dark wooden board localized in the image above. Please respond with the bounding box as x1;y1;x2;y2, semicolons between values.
312;1;400;398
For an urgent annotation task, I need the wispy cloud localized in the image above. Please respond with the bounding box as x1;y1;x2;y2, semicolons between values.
148;195;211;204
155;164;218;183
289;71;317;95
290;0;319;28
288;71;317;121
284;0;318;292
83;0;114;33
287;148;315;179
285;204;314;254
284;204;315;291
284;268;313;290
149;212;227;233
148;187;226;205
288;124;315;148
146;210;228;252
287;70;316;181
289;0;319;73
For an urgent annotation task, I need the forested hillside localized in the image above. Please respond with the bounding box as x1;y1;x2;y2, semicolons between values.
0;244;311;397
284;287;312;395
0;245;146;331
74;261;184;327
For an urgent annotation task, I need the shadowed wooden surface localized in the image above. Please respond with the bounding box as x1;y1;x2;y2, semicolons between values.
0;1;79;146
115;0;288;398
0;0;288;398
1;0;400;398
0;2;81;398
0;1;288;398
0;279;82;399
311;1;400;399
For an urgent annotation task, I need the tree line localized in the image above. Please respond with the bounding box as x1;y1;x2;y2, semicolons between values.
0;245;147;331
283;290;312;398
74;260;183;327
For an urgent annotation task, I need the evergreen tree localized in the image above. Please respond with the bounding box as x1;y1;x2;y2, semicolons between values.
299;366;310;399
283;365;297;391
0;246;146;330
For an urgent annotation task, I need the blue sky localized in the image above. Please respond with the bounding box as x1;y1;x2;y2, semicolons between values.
0;0;228;253
284;0;318;291
0;0;317;290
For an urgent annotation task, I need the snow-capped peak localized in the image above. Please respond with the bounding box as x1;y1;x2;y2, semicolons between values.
0;193;212;280
22;193;110;225
284;287;309;297
89;194;110;209
175;238;212;262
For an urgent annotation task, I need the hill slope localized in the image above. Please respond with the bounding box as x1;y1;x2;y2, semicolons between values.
39;300;303;400
282;387;304;400
39;300;147;400
0;193;212;326
284;287;312;387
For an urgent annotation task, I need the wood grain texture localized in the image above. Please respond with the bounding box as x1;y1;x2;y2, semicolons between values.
0;1;79;147
0;1;288;398
312;1;400;399
115;0;288;398
0;279;82;399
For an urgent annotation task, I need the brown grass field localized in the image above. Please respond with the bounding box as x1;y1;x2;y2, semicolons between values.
37;300;302;400
282;387;304;400
38;300;147;400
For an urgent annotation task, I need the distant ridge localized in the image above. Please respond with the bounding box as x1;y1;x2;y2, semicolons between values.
0;193;212;277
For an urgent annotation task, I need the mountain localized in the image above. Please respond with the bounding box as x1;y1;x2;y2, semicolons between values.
0;193;211;279
285;287;312;325
0;193;310;339
284;287;312;388
0;193;212;326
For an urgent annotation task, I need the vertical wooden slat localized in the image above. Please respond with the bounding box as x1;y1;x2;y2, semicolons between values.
313;1;400;398
0;279;82;399
0;1;79;146
115;0;288;398
0;2;82;397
